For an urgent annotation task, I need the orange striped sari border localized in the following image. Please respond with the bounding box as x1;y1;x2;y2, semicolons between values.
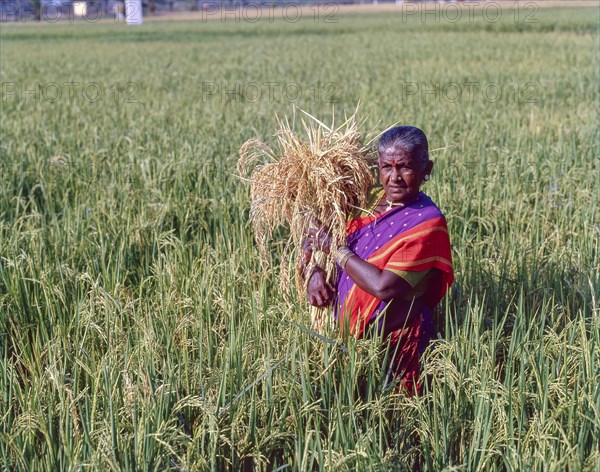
354;297;381;336
367;225;449;265
385;255;453;269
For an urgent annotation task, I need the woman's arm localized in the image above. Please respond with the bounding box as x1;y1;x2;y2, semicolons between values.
343;255;412;301
305;227;412;302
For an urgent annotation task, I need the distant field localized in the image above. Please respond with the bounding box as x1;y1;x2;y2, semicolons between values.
2;0;598;24
141;1;600;23
1;6;598;471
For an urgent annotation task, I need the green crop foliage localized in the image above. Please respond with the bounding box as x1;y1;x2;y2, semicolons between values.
0;6;598;471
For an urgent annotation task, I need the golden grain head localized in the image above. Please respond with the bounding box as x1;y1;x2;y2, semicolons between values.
238;109;376;324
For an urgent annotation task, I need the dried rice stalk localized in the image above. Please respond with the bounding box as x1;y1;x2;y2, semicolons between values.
238;108;376;330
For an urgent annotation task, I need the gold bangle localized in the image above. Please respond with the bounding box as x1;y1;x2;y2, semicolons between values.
340;252;353;269
335;246;355;270
334;246;348;265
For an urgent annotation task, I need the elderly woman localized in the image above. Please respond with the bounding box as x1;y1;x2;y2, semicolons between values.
305;126;454;394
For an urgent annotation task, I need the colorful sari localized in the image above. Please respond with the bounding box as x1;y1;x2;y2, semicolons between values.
334;186;454;393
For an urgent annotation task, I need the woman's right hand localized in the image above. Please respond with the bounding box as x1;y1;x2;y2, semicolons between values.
301;237;313;263
307;268;336;307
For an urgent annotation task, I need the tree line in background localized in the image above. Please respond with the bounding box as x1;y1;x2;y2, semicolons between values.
0;0;368;22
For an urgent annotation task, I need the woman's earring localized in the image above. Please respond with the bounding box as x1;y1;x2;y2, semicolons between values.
424;174;430;181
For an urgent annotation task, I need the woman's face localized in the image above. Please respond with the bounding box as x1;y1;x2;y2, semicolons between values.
378;147;432;203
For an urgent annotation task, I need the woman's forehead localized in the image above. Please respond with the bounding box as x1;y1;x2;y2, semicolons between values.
378;147;416;163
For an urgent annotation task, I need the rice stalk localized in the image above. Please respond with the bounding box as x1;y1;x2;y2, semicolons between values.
238;108;376;329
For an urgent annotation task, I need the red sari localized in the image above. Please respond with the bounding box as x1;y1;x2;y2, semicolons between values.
334;187;454;393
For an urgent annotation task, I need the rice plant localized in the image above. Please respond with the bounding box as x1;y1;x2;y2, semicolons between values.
0;5;598;471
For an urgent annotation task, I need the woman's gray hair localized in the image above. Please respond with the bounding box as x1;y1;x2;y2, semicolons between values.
377;126;430;169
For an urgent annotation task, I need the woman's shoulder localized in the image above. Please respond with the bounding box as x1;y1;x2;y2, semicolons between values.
364;185;385;216
366;185;384;207
349;185;384;219
416;193;447;220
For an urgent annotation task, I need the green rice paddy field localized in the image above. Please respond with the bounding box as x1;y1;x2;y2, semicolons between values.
1;5;599;471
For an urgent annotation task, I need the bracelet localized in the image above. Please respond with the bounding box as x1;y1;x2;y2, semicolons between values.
334;246;355;270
